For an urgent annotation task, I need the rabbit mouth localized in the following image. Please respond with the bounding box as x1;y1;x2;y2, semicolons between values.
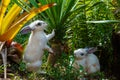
74;57;83;60
74;55;83;60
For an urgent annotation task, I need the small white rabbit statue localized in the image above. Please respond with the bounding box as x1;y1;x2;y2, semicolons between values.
20;20;55;71
73;47;100;74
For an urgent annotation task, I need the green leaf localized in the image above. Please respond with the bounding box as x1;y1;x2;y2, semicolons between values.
86;20;120;24
12;0;30;12
28;0;39;8
86;1;104;11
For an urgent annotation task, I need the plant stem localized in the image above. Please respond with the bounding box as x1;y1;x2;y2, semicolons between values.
1;47;7;79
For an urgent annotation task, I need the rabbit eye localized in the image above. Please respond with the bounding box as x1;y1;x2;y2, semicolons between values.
80;53;84;56
36;22;42;26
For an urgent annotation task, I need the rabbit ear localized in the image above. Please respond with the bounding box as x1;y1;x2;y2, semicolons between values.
20;26;32;34
87;47;97;54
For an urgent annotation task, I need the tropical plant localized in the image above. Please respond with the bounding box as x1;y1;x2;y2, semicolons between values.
36;0;84;66
38;0;118;67
0;0;56;79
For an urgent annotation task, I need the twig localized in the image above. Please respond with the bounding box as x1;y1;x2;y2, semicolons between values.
1;47;7;79
0;42;7;79
0;42;5;51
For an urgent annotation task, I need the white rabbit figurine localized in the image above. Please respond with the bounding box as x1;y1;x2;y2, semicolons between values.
73;47;100;74
20;20;55;71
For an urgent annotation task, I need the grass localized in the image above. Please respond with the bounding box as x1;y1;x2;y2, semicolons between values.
0;33;116;80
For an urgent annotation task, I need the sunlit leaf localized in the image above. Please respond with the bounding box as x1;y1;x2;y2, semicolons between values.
0;14;29;42
0;3;56;41
26;3;57;20
1;4;22;34
0;0;10;35
12;0;30;12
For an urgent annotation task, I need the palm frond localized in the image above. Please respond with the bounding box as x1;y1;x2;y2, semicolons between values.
0;0;11;35
0;3;56;41
28;0;39;8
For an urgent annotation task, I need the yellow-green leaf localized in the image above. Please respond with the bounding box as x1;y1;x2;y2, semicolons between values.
25;3;57;21
0;14;29;42
0;0;10;35
1;4;22;35
0;3;56;42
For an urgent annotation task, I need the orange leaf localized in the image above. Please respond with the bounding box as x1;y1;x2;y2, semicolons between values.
0;3;56;42
11;42;23;52
0;14;29;42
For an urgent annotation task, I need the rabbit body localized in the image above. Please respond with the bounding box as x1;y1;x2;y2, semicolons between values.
21;20;55;71
73;47;100;74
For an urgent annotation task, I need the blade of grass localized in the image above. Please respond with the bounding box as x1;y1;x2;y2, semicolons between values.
28;0;39;8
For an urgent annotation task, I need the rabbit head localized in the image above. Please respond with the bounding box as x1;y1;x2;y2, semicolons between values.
74;47;97;59
20;20;47;34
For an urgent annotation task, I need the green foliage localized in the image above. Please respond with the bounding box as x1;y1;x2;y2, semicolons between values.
64;1;118;78
10;0;119;79
40;52;106;80
46;53;79;79
18;62;26;71
12;0;31;12
28;0;39;8
0;65;4;74
66;0;115;49
14;32;29;46
37;0;80;41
